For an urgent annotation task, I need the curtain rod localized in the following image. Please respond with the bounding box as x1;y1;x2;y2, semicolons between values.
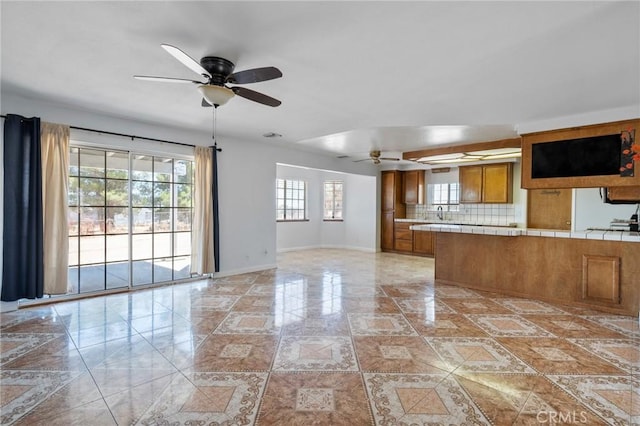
1;114;196;148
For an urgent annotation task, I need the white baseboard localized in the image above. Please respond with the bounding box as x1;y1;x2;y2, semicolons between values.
276;245;376;254
276;245;318;253
0;301;19;313
319;244;377;253
213;263;278;278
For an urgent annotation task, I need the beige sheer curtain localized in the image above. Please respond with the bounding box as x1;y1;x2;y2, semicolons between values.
191;146;215;275
41;122;70;294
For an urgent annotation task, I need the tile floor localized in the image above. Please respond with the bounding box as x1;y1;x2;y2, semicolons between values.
1;249;639;425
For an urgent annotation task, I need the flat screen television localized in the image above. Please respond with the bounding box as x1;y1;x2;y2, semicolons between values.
531;134;622;179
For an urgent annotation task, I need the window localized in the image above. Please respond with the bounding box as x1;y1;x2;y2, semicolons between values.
323;180;343;220
428;182;459;209
68;146;194;294
276;179;307;221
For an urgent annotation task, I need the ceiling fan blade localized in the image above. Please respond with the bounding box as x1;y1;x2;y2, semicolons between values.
231;86;281;107
161;44;211;78
380;157;401;161
202;98;212;107
228;67;282;84
134;75;204;84
352;158;372;163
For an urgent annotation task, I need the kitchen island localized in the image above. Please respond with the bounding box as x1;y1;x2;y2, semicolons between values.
411;224;640;316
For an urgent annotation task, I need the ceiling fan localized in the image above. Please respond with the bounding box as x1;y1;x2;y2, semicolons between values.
353;150;401;165
134;44;282;107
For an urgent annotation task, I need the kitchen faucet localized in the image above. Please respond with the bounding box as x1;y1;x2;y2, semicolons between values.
437;205;444;220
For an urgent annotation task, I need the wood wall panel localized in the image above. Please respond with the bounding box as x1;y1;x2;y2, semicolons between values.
527;189;572;230
521;119;640;189
581;255;620;305
434;232;639;315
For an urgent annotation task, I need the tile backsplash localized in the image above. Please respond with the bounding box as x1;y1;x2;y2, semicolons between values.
406;203;516;226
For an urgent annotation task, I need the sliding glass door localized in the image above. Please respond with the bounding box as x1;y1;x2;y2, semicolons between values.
68;146;193;294
130;154;193;286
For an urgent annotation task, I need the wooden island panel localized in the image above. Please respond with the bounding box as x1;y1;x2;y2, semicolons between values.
434;232;639;315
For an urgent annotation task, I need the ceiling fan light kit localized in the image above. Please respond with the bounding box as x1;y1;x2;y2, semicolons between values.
198;85;235;107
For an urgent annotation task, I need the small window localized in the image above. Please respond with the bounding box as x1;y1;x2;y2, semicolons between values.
324;181;343;220
429;183;459;209
276;179;307;221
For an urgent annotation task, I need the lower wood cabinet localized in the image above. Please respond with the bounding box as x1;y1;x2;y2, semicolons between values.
392;222;435;257
394;222;414;253
413;230;435;256
381;212;395;250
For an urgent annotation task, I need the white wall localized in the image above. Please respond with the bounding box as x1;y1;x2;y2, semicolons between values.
1;93;378;293
343;173;377;250
574;188;639;230
276;164;376;252
512;161;528;226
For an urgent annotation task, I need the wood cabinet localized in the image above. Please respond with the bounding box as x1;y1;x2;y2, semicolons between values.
606;186;640;202
381;170;433;256
460;163;512;204
381;170;404;212
403;170;425;204
381;171;395;212
381;212;395;250
413;230;435;256
381;171;405;252
394;222;413;253
393;222;435;257
459;166;484;203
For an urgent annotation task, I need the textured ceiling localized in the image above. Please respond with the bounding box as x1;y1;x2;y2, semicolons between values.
2;1;639;160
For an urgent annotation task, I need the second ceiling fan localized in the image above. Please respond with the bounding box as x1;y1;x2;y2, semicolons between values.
354;150;400;165
134;44;282;107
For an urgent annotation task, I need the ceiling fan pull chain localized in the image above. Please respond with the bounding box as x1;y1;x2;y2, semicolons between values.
212;105;217;143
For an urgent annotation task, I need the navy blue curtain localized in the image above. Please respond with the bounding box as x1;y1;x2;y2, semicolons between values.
212;146;220;272
2;114;44;301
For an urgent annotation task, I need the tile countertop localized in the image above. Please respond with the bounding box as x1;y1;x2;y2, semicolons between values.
395;218;514;226
395;219;434;223
410;223;640;242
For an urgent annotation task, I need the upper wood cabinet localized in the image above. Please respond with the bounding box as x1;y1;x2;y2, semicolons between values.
381;170;405;252
483;163;513;203
459;166;484;203
403;170;425;204
381;170;404;213
460;163;513;204
606;186;640;202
